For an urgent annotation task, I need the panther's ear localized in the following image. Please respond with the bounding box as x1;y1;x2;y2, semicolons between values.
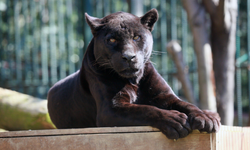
85;13;103;35
140;9;159;32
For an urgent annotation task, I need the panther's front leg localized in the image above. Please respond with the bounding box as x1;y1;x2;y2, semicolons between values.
171;100;221;133
139;62;221;133
92;81;191;139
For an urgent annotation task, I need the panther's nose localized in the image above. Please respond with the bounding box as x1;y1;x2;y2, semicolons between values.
122;54;136;62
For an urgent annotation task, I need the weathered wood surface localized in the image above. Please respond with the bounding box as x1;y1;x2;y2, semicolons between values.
242;127;250;150
0;125;249;150
213;126;242;150
0;126;207;150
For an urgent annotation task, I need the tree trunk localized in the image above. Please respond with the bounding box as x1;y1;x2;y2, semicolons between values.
167;41;196;105
182;0;217;112
127;0;143;16
183;0;237;125
0;87;55;131
203;0;238;125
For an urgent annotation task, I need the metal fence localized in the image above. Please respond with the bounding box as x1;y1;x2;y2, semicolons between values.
0;0;249;125
0;0;84;97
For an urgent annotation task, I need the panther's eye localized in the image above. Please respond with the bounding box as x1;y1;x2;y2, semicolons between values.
109;38;116;43
133;36;140;41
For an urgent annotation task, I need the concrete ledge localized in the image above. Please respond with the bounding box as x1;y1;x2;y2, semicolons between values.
0;126;249;150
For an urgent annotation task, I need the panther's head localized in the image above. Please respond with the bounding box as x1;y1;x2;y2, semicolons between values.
85;9;158;80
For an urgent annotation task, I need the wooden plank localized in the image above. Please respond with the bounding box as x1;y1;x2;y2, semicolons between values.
242;127;250;150
214;126;242;150
1;126;250;150
0;127;209;150
0;126;159;138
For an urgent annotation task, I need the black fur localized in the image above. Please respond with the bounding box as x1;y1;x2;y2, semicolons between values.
48;9;220;139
